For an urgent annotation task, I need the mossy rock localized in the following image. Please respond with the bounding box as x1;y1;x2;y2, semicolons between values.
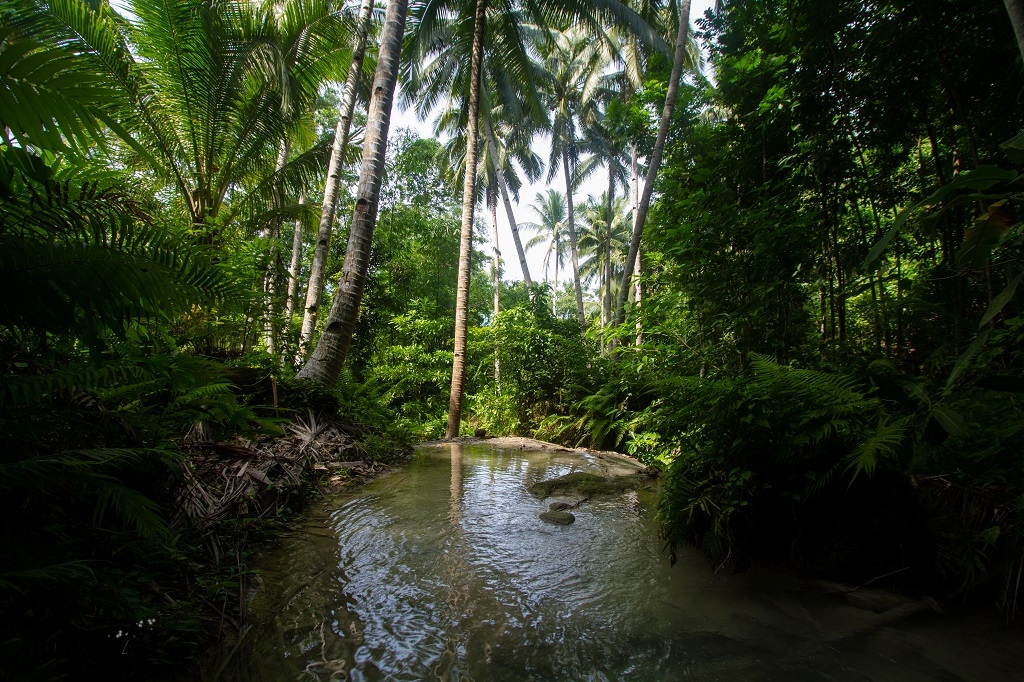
539;510;575;525
528;471;651;499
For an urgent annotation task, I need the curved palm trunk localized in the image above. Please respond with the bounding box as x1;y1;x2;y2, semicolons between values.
489;187;501;387
1005;0;1024;62
615;0;691;326
562;150;585;325
446;0;488;438
295;0;408;386
297;0;374;359
484;117;533;288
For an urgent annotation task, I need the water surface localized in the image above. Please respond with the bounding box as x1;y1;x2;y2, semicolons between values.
224;442;1024;681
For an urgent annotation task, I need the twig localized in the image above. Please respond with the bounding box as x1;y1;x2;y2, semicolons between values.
845;566;910;592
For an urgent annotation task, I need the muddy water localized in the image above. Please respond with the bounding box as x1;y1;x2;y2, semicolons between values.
221;442;1023;681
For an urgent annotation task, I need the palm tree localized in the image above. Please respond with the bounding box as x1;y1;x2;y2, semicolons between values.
524;189;569;312
578;192;630;327
297;0;376;359
405;0;666;436
539;26;608;326
615;0;693;326
117;0;350;240
296;0;408;385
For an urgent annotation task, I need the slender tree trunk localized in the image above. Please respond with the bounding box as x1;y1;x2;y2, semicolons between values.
615;0;691;325
485;117;533;288
282;195;305;365
489;187;501;387
297;0;374;358
634;250;643;346
553;230;559;315
446;0;488;438
1006;0;1024;63
283;195;305;332
295;0;407;385
562;150;585;325
604;168;615;328
263;139;290;356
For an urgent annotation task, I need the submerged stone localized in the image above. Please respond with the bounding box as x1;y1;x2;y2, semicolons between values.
539;510;575;525
528;471;652;499
548;501;573;511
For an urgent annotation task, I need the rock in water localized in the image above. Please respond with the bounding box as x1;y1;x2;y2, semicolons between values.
539;510;575;525
548;501;572;511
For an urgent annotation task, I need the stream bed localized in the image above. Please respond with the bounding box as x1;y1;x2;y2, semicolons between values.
220;441;1024;681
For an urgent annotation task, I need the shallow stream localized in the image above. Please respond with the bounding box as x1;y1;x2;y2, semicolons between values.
220;442;1024;681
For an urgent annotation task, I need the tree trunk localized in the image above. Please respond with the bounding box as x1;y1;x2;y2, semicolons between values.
634;249;643;346
295;0;407;385
282;195;305;365
283;195;305;330
485;117;533;288
615;0;691;325
562;150;585;325
604;167;615;328
1006;0;1024;63
297;0;374;359
489;186;501;387
445;0;488;438
263;139;290;357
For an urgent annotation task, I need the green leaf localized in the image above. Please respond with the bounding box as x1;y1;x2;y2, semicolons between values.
979;271;1024;328
945;328;991;391
930;405;966;437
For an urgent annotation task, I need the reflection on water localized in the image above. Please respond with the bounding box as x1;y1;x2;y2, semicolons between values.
222;443;1024;681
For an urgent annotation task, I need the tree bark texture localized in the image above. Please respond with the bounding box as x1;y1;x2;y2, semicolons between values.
297;0;375;358
446;0;488;438
284;195;305;327
295;0;407;386
615;0;691;326
485;117;533;288
562;150;585;325
263;139;290;357
489;186;501;386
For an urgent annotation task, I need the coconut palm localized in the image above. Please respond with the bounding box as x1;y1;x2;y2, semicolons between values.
523;189;570;312
295;0;408;385
578;193;631;326
297;0;377;359
404;0;666;436
120;0;352;239
615;0;693;325
539;25;609;326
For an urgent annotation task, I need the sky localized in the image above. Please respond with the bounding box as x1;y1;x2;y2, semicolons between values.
391;0;717;288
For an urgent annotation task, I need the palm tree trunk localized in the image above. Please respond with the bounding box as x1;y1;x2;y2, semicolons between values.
615;0;691;326
283;195;305;327
295;0;408;385
562;150;585;325
1005;0;1024;63
446;0;488;438
634;249;643;345
485;117;533;288
297;0;374;359
282;194;305;364
489;186;501;387
263;139;290;357
604;168;615;327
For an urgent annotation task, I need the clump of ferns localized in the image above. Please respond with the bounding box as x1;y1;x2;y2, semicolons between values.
654;355;911;571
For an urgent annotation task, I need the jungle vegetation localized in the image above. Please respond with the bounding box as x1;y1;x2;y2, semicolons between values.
2;0;1024;677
